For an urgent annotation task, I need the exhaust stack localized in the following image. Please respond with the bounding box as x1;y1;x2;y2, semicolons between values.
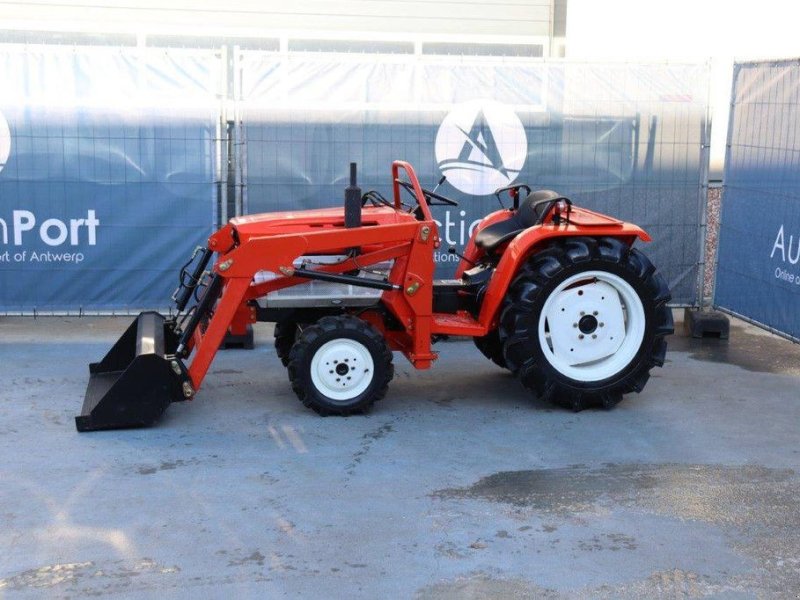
344;162;362;229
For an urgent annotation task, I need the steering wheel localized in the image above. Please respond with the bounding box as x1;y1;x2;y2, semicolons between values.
362;189;415;212
396;180;459;208
361;190;395;209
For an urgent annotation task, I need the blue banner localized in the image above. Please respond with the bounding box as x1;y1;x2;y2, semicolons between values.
0;49;218;312
239;57;710;305
715;60;800;340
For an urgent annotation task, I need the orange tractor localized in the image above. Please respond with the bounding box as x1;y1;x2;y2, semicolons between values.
76;161;673;431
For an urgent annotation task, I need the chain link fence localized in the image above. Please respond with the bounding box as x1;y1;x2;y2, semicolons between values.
237;53;710;305
0;46;221;313
715;58;800;341
0;44;710;312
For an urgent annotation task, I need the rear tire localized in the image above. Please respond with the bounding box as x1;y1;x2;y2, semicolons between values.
473;330;507;369
287;315;393;416
499;237;673;411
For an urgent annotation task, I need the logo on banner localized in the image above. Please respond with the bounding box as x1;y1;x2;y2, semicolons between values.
0;111;101;265
0;110;10;174
435;100;527;196
770;224;800;286
0;209;100;264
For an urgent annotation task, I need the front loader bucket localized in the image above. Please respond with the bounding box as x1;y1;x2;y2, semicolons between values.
76;311;187;432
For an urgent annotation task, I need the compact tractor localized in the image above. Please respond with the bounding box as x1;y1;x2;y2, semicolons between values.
76;161;673;431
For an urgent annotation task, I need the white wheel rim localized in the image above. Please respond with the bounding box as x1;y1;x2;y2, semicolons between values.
310;339;375;402
537;270;646;382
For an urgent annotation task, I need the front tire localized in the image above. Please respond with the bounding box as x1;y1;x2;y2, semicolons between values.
274;320;298;367
499;237;673;411
287;315;393;416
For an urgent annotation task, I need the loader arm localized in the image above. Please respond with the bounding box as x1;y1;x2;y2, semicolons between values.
75;160;442;432
183;219;438;393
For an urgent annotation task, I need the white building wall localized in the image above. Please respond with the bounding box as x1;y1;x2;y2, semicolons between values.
566;0;800;177
0;0;555;41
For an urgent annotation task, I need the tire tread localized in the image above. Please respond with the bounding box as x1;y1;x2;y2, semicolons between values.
287;315;393;416
498;237;673;411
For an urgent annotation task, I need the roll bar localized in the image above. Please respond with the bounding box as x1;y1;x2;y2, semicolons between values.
391;160;433;222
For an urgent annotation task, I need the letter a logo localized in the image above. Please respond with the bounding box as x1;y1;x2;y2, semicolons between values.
435;100;527;196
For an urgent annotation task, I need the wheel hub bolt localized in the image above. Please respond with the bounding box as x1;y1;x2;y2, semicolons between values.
579;334;585;339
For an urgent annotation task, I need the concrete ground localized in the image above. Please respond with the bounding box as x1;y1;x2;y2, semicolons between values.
1;313;800;599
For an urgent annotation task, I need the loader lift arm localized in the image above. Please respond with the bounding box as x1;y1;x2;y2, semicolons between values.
76;162;440;431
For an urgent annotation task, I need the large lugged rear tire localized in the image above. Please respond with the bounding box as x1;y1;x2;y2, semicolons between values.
474;330;507;369
287;315;393;416
498;237;673;411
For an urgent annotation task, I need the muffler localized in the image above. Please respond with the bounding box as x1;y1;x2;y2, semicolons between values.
75;311;189;432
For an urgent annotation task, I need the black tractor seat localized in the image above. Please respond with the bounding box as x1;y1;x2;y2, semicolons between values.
474;190;568;253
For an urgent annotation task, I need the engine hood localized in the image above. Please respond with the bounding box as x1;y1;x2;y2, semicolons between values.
229;205;415;241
